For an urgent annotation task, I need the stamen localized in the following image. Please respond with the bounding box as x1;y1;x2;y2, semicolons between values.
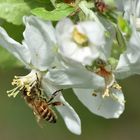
72;27;89;46
102;82;122;98
7;86;20;97
7;71;41;98
112;82;122;90
88;58;123;100
102;88;109;98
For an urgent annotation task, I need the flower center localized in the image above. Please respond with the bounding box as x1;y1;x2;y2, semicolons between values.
86;58;122;98
72;27;89;47
96;62;122;98
7;70;41;98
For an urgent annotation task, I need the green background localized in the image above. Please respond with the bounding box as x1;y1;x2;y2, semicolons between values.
0;68;140;140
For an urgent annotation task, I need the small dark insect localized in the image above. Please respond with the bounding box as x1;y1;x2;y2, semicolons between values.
64;0;75;4
95;0;107;13
92;93;97;97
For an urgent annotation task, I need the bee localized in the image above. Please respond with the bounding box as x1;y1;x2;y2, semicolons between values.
22;77;63;124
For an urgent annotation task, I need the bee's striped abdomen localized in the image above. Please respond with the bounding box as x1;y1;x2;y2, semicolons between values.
36;99;57;123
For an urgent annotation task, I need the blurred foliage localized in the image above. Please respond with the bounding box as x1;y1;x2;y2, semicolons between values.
0;0;53;25
31;3;75;21
0;68;140;140
0;47;22;69
0;0;76;25
0;20;24;69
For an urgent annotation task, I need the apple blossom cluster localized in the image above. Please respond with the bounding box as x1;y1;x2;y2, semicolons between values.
0;0;140;135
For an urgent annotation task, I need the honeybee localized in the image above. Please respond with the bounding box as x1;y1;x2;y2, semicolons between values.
22;78;63;124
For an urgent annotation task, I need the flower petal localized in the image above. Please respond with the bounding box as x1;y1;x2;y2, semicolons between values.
56;18;105;65
42;79;81;135
116;31;140;79
23;16;56;71
55;95;81;135
0;27;30;65
73;88;125;119
46;68;105;89
45;56;105;90
77;21;105;46
56;18;74;40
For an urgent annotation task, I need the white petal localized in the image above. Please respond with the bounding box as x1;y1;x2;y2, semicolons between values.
56;18;74;38
100;17;116;59
23;16;56;71
55;95;81;135
0;27;30;64
114;0;125;11
56;18;105;65
115;0;140;78
45;56;105;89
42;79;81;135
46;67;105;89
77;21;105;46
73;88;125;119
116;31;140;79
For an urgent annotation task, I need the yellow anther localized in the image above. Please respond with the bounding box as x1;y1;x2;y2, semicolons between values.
7;86;20;98
112;83;122;90
102;88;110;98
7;71;41;98
27;91;31;96
72;27;88;46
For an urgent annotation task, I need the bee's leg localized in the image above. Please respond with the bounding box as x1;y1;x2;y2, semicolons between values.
33;111;44;128
34;111;40;122
47;89;63;103
48;101;64;106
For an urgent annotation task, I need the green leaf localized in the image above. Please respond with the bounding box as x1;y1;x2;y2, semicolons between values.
0;47;23;69
117;16;132;39
0;21;24;69
31;3;75;21
35;0;50;3
2;20;24;42
0;0;53;25
111;16;132;60
108;57;118;70
115;26;126;48
111;26;126;60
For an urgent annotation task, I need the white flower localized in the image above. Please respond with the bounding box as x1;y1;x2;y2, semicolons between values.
116;0;140;78
47;56;125;118
56;18;106;65
46;18;125;119
0;16;81;135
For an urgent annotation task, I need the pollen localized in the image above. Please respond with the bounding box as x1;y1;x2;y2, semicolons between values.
102;88;110;98
7;71;40;98
112;82;122;90
72;27;89;46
